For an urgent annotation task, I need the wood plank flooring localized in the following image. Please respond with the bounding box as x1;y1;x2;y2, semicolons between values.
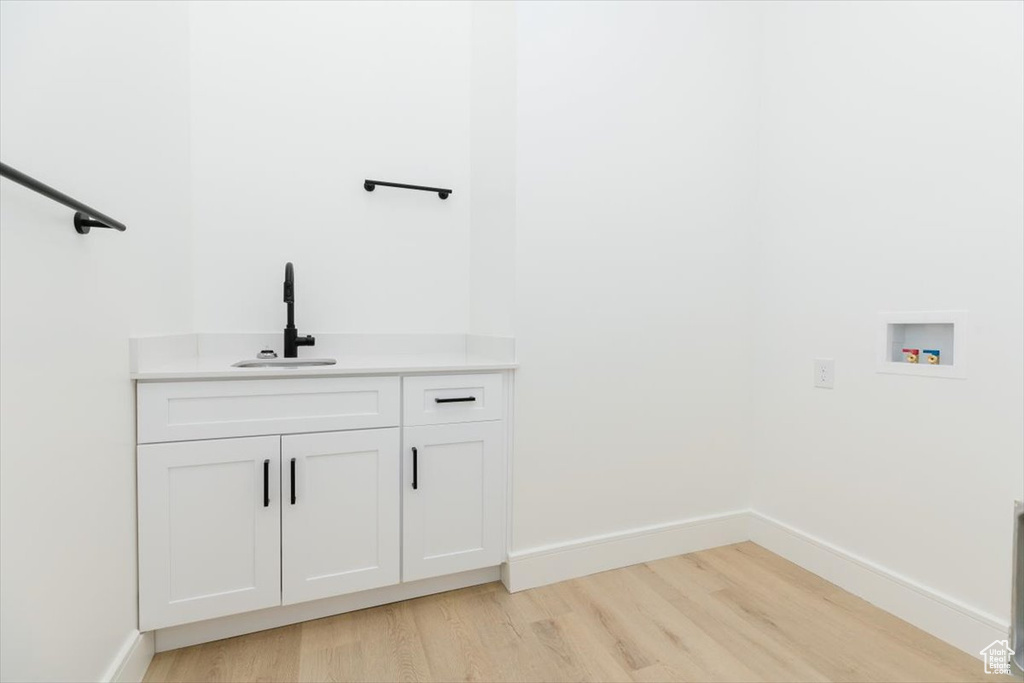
144;542;1006;682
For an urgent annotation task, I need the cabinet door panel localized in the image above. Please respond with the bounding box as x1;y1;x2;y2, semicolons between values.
282;429;400;605
403;422;505;582
138;436;281;630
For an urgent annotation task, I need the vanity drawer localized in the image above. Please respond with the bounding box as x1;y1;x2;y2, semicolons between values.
138;377;400;443
403;374;503;426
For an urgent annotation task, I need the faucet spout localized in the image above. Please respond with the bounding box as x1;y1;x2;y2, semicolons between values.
284;262;294;301
282;262;314;358
284;262;295;328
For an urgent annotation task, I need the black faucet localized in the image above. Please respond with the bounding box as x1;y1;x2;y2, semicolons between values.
283;262;315;358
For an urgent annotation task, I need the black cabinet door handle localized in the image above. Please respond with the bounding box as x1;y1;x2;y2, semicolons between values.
435;396;476;403
290;457;296;505
263;459;270;507
412;447;418;490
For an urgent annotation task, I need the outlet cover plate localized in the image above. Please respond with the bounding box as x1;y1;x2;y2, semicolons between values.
814;359;834;389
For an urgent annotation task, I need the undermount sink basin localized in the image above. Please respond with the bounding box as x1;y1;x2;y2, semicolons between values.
232;358;337;368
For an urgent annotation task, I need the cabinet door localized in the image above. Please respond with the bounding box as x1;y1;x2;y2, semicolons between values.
138;436;281;631
281;429;400;605
403;422;505;582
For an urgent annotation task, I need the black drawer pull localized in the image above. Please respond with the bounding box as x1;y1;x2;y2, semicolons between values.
412;447;418;490
435;396;476;404
263;459;270;507
290;457;296;505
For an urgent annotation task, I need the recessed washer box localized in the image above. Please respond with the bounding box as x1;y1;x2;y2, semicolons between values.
877;310;967;379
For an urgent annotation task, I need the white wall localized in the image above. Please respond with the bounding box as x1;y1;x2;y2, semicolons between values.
0;2;192;680
751;0;1024;629
469;1;516;338
188;0;474;335
512;2;1023;649
512;1;760;550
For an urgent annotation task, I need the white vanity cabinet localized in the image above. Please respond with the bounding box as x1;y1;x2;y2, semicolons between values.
136;371;508;635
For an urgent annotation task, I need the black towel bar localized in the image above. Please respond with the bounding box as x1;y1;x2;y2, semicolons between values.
364;179;451;200
0;161;126;233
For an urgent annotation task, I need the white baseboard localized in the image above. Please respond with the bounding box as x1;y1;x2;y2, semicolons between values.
155;566;500;652
504;510;750;592
103;629;154;683
748;511;1008;657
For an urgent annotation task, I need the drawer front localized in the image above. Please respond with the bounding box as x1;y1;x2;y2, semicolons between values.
403;373;503;426
138;377;400;443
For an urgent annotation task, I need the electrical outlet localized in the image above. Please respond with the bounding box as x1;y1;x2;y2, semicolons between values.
814;359;834;389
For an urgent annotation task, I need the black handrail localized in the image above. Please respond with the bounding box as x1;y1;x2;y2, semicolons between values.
0;162;126;233
364;179;451;200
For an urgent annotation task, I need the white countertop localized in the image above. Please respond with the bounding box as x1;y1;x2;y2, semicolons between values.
131;333;517;381
133;354;517;381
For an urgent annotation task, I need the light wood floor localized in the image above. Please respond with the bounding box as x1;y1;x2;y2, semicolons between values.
144;542;1006;683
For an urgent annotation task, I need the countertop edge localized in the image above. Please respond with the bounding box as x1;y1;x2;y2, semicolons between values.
132;362;519;382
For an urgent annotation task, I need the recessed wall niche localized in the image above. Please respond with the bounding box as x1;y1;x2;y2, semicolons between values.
877;311;967;379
